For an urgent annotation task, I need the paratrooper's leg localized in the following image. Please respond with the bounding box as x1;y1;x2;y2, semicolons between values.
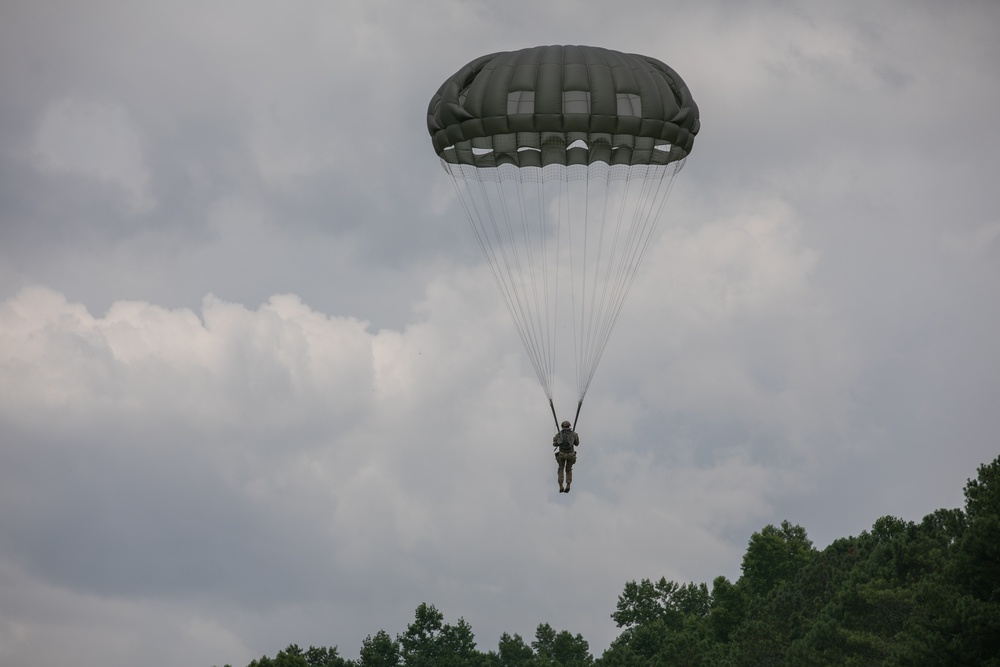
564;452;575;492
556;451;566;492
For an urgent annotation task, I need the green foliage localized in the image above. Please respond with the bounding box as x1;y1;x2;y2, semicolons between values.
601;457;1000;665
740;520;814;598
247;644;350;667
531;622;593;666
397;602;481;667
228;456;1000;667
358;630;399;667
611;578;710;632
954;457;1000;600
888;458;1000;666
494;632;534;666
599;578;714;666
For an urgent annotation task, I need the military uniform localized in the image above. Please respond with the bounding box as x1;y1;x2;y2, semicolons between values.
553;422;579;493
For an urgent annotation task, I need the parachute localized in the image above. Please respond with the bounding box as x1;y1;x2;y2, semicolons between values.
427;45;700;428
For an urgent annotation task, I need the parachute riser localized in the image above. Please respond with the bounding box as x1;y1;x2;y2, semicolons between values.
550;398;584;433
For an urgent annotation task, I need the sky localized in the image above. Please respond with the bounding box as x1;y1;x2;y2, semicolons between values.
1;1;998;665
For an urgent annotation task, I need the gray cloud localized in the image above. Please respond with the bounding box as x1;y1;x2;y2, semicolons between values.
1;1;999;666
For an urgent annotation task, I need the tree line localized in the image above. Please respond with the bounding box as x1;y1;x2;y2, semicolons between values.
217;455;1000;666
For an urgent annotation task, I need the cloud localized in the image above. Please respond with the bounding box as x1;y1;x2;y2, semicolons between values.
0;288;377;602
0;271;800;662
603;195;854;460
942;220;1000;257
2;1;1000;665
0;287;373;427
32;99;155;215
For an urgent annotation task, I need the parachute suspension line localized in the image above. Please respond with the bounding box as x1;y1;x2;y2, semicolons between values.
541;169;559;395
573;163;643;404
626;160;685;293
574;166;590;403
447;170;507;303
509;167;554;398
576;161;686;399
612;160;688;327
595;160;687;353
536;168;560;397
504;168;556;399
561;165;580;411
452;171;526;365
577;162;612;404
578;162;625;403
445;154;686;417
449;165;553;399
493;173;549;395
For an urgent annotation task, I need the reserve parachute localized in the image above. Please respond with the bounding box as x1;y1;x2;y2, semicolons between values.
427;45;700;427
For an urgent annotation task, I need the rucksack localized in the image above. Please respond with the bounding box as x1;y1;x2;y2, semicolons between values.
556;428;575;451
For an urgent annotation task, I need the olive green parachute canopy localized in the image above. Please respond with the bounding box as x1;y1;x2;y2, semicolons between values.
427;45;699;167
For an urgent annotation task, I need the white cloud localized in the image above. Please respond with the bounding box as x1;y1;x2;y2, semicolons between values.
605;195;854;459
0;287;374;430
0;276;795;662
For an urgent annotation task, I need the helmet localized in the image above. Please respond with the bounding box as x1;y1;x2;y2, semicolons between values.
561;421;571;428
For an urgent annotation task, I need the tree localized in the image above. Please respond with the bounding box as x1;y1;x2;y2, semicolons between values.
247;644;351;667
611;578;709;632
705;575;744;645
495;632;534;667
532;623;592;666
398;603;445;666
954;456;1000;602
740;520;814;598
305;645;351;667
249;644;305;667
397;603;482;667
359;630;400;667
947;456;1000;664
892;456;1000;666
